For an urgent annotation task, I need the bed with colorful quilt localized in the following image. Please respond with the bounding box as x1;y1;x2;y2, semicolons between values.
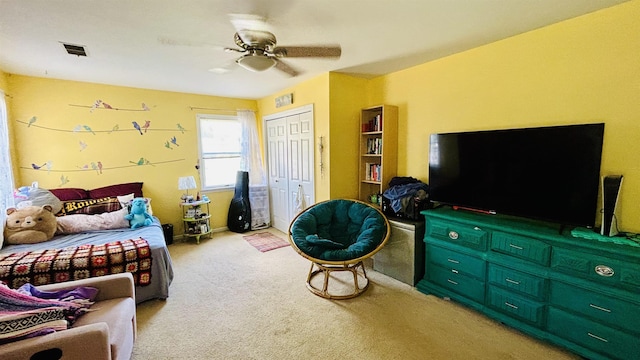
0;182;174;304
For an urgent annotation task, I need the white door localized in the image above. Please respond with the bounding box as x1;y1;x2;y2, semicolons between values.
267;118;289;232
287;112;314;215
265;105;315;233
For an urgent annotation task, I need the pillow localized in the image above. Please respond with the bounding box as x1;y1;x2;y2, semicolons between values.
117;193;135;207
15;187;63;214
89;182;143;199
49;188;90;201
117;193;153;216
56;197;122;216
56;208;129;234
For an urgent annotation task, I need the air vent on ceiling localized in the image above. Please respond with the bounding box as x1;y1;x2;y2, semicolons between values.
61;42;87;57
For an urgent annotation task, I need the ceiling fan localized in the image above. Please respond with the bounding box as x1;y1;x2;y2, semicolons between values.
159;14;341;76
224;27;341;77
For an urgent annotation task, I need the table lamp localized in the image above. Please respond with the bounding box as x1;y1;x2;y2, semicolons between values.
178;176;197;202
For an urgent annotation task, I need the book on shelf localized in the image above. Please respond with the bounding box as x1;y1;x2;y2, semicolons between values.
362;114;383;132
366;138;383;154
364;163;381;182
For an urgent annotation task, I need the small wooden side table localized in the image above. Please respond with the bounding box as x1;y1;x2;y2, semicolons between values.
180;200;211;244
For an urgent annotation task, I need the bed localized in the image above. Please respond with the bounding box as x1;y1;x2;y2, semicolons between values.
0;182;174;304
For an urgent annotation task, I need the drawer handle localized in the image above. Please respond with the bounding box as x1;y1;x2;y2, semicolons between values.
594;265;614;277
451;269;459;274
448;231;459;240
447;279;458;285
509;244;523;250
589;304;612;313
587;332;608;343
505;278;520;285
447;258;460;264
505;302;519;310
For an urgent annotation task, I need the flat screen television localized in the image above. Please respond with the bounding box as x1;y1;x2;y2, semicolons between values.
428;123;605;228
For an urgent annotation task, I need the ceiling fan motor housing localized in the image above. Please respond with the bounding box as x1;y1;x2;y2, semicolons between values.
235;30;276;51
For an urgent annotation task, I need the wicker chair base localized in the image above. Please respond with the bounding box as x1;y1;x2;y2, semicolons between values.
305;261;369;299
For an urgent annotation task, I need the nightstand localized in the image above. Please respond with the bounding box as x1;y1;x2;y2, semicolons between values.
180;200;211;244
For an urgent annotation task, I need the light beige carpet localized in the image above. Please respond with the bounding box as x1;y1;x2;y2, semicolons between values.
132;229;579;360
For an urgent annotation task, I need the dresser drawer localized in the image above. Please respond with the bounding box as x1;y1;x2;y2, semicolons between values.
551;247;640;291
547;307;637;360
549;281;640;334
487;286;545;327
488;264;547;300
427;219;488;251
490;232;550;266
427;245;485;279
427;264;485;303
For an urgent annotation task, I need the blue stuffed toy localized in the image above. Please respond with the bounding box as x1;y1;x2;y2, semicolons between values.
124;197;153;229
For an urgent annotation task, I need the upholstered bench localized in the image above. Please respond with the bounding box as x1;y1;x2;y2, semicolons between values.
0;273;136;360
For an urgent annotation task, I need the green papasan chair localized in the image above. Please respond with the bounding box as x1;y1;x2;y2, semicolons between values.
288;199;390;299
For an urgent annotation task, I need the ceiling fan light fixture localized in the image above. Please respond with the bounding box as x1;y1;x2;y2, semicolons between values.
236;54;276;72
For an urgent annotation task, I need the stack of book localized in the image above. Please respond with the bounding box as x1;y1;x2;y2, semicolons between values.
362;114;382;132
365;163;381;182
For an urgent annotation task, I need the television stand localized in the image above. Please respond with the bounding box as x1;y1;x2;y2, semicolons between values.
418;206;640;360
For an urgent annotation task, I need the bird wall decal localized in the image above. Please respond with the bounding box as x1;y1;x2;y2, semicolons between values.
83;125;95;134
132;121;143;135
142;120;151;133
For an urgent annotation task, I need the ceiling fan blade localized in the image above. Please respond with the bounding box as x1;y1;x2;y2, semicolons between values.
274;58;299;77
229;14;271;33
273;46;341;58
157;36;225;50
208;60;237;74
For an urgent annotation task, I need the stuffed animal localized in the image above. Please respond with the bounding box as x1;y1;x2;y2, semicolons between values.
4;205;57;245
124;197;153;229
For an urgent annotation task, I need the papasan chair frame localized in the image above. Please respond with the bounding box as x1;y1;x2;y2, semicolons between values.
288;199;390;299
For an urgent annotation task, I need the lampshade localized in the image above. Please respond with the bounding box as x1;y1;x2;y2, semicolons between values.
236;54;276;72
178;176;197;191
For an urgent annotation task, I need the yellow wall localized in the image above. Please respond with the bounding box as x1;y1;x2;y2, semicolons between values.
257;74;332;201
328;72;368;198
7;75;257;234
0;70;7;92
3;0;638;235
256;73;369;201
371;1;640;232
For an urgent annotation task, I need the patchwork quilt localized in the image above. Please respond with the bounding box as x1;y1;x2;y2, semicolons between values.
0;238;152;289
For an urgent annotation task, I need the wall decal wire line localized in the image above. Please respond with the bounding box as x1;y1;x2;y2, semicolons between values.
20;159;185;172
68;103;150;111
15;120;187;132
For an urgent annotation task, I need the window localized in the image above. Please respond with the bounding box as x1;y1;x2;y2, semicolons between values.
197;114;242;190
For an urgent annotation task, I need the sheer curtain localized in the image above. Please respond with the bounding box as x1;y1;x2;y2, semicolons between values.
0;90;15;247
238;110;270;229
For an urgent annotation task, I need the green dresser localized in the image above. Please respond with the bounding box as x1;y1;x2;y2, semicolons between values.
417;206;640;360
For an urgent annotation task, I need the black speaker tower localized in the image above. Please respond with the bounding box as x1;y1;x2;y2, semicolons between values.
601;175;623;237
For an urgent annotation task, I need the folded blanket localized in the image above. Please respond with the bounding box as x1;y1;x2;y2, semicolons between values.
0;282;97;343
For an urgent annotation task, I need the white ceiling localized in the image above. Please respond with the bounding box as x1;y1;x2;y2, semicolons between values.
0;0;629;100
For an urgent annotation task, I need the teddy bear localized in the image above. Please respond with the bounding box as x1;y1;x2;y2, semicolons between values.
4;205;57;245
124;197;153;229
